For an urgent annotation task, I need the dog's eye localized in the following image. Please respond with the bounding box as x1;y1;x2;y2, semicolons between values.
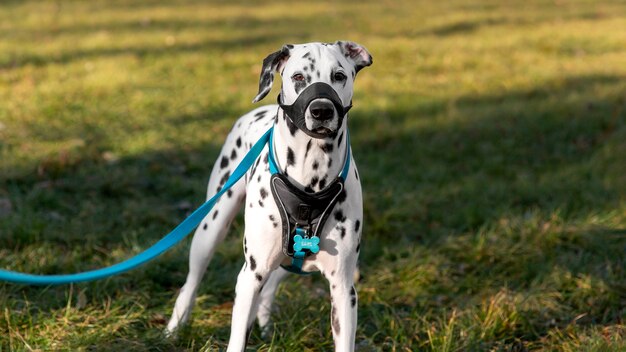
292;73;305;82
334;72;347;81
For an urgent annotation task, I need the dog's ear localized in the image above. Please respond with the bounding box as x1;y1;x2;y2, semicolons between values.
252;45;292;103
335;41;373;74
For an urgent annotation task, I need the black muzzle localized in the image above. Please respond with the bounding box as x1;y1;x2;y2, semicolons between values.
278;82;352;139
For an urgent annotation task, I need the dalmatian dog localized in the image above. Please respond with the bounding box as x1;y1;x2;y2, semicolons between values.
166;41;372;351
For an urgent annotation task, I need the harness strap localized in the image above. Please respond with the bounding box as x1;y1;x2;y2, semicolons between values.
268;129;351;275
0;128;274;285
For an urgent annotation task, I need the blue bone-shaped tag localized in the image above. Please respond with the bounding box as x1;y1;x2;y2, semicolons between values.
293;235;320;254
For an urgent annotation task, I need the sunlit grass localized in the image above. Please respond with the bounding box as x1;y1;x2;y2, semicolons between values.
1;0;625;350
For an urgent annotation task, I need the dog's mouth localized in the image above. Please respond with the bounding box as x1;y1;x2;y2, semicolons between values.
313;126;334;135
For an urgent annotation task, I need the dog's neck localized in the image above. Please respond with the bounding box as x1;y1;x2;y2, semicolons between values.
272;108;348;193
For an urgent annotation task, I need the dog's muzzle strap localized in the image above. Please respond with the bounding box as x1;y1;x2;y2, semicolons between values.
278;82;352;139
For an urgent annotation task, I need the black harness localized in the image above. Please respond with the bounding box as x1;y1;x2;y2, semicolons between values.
271;173;344;254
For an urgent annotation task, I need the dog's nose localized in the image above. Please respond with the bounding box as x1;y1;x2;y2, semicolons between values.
309;100;335;121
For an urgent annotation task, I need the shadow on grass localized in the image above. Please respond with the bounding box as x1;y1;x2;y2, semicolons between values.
354;74;624;236
0;73;624;349
0;31;310;70
352;73;625;347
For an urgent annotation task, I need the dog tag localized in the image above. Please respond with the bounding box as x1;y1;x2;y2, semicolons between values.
293;234;320;254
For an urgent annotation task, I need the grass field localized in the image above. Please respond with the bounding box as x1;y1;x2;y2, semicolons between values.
1;0;625;350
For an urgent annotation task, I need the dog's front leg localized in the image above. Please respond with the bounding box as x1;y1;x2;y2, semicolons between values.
327;269;358;352
256;267;289;337
227;264;265;351
227;234;281;352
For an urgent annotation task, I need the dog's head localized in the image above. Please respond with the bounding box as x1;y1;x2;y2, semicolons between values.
253;41;372;138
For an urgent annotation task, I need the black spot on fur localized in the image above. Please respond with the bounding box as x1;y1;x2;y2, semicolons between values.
287;147;295;166
354;169;359;180
257;175;261;182
230;149;237;160
338;226;346;239
319;177;327;189
273;222;278;228
356;241;360;253
236;137;242;148
269;215;275;221
303;65;308;71
312;161;319;170
316;70;320;78
327;158;333;168
321;143;334;153
331;270;335;276
305;140;312;158
350;287;357;307
263;153;269;164
355;220;361;232
220;171;230;186
220;156;229;168
227;189;233;198
203;223;208;230
302;52;311;58
337;132;344;146
310;176;319;187
260;187;268;199
334;210;346;222
254;110;267;122
249;256;256;271
258;200;264;207
256;273;263;282
212;210;218;220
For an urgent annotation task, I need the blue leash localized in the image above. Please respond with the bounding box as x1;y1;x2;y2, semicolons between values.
0;128;273;285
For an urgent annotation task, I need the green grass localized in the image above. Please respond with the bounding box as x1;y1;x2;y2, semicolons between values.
1;0;625;350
